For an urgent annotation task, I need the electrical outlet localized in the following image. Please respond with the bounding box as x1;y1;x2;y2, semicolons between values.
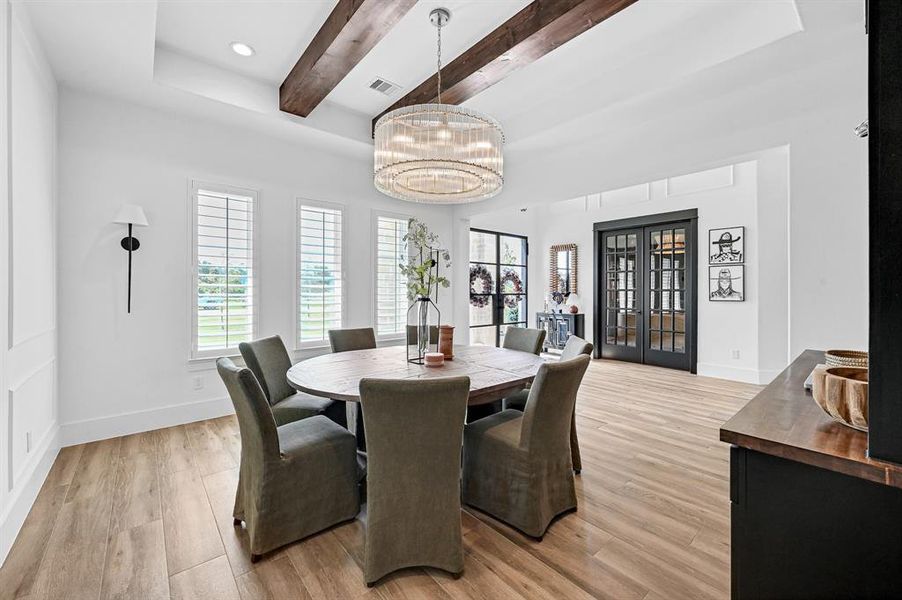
731;350;741;360
193;376;204;391
26;431;32;453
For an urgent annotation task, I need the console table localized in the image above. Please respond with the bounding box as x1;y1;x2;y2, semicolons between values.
721;350;902;598
536;312;584;351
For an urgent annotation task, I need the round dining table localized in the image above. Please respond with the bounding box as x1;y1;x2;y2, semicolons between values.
286;344;547;405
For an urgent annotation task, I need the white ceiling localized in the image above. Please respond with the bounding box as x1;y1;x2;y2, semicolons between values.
155;0;337;85
22;0;810;153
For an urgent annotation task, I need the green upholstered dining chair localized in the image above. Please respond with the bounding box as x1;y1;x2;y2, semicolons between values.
328;327;377;450
465;326;548;424
358;376;470;586
503;335;594;473
216;358;360;561
239;335;344;427
502;326;546;355
328;327;377;354
463;354;591;539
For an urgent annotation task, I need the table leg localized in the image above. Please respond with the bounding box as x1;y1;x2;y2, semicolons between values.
346;402;366;452
466;400;502;423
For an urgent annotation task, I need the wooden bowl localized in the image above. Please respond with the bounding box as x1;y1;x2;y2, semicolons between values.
812;367;868;431
824;349;869;368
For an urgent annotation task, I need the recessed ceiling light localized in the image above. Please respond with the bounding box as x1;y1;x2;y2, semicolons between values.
230;42;255;57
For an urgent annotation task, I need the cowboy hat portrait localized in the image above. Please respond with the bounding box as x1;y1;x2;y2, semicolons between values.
709;226;744;264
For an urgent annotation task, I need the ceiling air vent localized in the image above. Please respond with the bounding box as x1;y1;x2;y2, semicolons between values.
368;77;401;96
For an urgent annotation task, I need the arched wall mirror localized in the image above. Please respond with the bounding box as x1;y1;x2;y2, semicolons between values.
550;243;578;295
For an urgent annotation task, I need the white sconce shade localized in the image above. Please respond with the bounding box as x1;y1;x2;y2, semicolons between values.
113;204;149;227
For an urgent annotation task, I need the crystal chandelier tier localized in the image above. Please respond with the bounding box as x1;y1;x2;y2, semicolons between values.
374;8;504;204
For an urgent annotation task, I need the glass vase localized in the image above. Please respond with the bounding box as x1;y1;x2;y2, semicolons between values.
407;296;441;364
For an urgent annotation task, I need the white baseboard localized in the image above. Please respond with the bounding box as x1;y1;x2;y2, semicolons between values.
59;396;234;447
0;424;60;566
697;362;773;385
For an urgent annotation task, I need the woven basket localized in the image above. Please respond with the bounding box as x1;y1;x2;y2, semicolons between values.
825;349;869;368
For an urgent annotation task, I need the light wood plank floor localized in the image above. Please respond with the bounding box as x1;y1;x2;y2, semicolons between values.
0;359;760;600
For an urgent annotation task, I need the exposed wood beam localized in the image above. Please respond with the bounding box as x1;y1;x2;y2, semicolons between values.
372;0;637;130
280;0;417;118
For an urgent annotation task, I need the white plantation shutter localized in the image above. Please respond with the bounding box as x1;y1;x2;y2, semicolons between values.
192;184;257;357
297;203;344;346
375;215;409;337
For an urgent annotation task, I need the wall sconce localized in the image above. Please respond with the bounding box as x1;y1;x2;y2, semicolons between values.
113;204;149;313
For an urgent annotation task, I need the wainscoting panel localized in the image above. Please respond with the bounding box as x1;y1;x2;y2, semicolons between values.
666;165;734;197
0;1;58;566
8;7;56;349
601;182;651;206
7;359;54;492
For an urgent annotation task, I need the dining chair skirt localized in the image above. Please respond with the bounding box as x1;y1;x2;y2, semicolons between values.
218;358;360;559
463;355;590;538
359;376;469;585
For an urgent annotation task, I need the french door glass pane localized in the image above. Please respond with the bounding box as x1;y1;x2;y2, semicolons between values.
500;236;527;266
604;230;639;348
470;231;496;263
647;227;686;355
502;294;526;324
470;230;528;347
469;300;493;326
470;327;495;346
500;266;526;293
626;328;637;347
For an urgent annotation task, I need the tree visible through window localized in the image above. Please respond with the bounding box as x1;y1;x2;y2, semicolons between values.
298;203;343;346
375;215;409;337
192;183;257;357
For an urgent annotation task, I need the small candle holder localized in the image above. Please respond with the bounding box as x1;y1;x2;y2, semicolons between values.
424;352;445;367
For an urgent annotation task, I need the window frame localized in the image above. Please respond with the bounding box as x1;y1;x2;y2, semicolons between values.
371;210;412;342
294;198;347;350
189;179;261;360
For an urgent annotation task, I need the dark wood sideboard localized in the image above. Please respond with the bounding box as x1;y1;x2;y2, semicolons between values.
721;350;902;599
536;312;584;352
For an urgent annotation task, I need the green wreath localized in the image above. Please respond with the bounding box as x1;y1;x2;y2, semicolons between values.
469;264;494;308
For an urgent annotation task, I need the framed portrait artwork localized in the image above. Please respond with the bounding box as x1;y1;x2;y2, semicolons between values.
709;226;744;264
709;265;744;302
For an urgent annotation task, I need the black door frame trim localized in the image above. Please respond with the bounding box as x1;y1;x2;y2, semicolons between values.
469;227;529;347
593;209;699;373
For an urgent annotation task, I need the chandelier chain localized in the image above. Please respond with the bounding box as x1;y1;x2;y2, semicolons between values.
436;18;442;104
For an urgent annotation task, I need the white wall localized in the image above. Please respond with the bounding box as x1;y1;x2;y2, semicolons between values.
0;0;59;564
459;2;868;363
472;154;789;384
56;89;454;445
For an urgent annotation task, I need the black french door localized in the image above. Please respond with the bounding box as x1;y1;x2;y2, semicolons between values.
595;212;697;372
600;229;643;363
469;229;528;347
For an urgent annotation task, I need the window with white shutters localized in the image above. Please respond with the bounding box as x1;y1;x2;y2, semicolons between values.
375;215;409;338
297;201;344;347
191;182;258;358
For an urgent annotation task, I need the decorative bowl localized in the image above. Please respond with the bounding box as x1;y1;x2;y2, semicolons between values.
811;366;868;431
824;349;869;368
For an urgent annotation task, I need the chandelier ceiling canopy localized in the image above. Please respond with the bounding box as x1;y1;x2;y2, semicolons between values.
373;8;504;204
